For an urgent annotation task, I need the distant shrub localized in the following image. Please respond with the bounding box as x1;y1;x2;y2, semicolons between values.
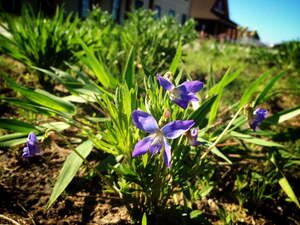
79;9;197;77
0;6;86;89
250;40;300;69
0;7;197;89
121;10;197;73
274;40;300;69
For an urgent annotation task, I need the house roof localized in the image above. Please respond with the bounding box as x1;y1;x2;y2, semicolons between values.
190;0;237;27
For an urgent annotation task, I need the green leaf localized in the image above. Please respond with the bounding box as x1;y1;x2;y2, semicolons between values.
208;90;223;125
35;89;76;114
1;73;75;114
142;213;147;225
188;95;217;128
210;145;232;164
0;133;30;147
0;137;28;147
239;70;271;108
78;40;117;89
38;122;70;132
279;177;300;208
0;118;40;133
169;40;182;74
122;47;136;89
85;117;111;123
174;68;183;86
208;69;241;125
47;140;93;208
1;97;53;115
198;186;214;198
0;132;26;142
231;131;284;147
142;153;148;168
62;95;90;103
263;106;300;125
208;68;241;96
254;71;285;106
36;66;111;99
190;210;202;219
89;135;118;155
199;138;232;164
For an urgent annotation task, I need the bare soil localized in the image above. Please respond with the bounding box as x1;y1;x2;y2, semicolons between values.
0;145;130;225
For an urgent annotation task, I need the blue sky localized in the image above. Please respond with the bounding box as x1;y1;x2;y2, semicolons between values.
229;0;300;44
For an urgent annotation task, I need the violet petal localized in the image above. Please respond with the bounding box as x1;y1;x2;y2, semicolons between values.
132;135;154;157
253;108;268;122
132;110;159;133
177;81;204;93
251;108;268;131
156;74;175;91
22;147;30;158
180;93;199;102
250;121;259;131
163;139;172;168
28;132;38;143
22;132;40;158
161;120;195;139
172;98;189;109
28;142;40;156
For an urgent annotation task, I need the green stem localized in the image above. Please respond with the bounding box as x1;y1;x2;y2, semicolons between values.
200;107;243;160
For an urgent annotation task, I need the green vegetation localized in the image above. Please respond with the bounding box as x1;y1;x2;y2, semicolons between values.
0;6;299;224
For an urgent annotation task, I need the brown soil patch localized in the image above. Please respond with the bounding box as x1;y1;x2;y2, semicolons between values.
0;145;130;225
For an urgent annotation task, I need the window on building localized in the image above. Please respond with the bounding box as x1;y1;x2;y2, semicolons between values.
168;9;175;17
181;14;187;24
215;1;224;14
154;5;161;19
81;0;90;18
135;0;143;9
112;0;120;22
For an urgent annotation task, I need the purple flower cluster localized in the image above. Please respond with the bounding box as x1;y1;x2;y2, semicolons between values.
156;74;204;109
250;108;268;131
132;110;195;167
22;132;40;158
131;75;205;167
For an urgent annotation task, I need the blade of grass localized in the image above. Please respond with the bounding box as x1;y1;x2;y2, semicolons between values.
239;70;271;108
169;40;182;75
47;140;93;208
254;71;285;106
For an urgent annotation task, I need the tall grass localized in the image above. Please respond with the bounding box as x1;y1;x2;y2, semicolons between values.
0;6;86;89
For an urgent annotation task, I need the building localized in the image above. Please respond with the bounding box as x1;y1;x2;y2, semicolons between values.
0;0;191;22
98;0;191;24
151;0;191;24
2;0;260;43
0;0;91;17
190;0;238;41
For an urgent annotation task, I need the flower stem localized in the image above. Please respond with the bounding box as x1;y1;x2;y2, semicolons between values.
200;106;243;160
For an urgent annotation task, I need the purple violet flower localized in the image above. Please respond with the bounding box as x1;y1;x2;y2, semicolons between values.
22;132;40;158
186;128;201;146
250;108;268;131
132;110;195;167
156;74;204;109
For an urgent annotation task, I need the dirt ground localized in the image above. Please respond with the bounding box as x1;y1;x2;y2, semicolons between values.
1;142;299;225
0;145;130;225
